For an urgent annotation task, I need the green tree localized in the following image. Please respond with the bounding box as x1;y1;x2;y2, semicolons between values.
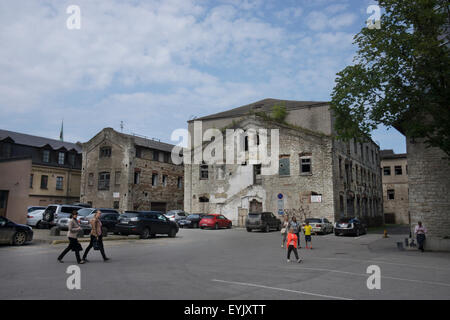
331;0;450;155
272;104;288;122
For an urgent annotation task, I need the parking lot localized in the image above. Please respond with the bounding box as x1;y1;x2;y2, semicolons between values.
1;227;450;300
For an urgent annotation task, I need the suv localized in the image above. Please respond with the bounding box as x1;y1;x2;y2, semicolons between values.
115;211;179;239
246;212;281;232
165;210;187;222
77;208;121;235
41;204;84;228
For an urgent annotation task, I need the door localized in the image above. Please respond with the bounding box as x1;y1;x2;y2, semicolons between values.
249;200;262;213
218;215;227;228
151;202;167;213
155;213;170;234
0;191;8;218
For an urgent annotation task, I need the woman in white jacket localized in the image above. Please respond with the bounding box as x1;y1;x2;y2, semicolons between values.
57;210;85;264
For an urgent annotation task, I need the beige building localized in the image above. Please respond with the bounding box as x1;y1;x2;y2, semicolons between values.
0;129;82;209
184;99;383;227
380;150;409;224
80;128;184;212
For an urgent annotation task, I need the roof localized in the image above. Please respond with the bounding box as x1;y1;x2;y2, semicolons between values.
124;133;176;153
0;129;81;153
189;98;329;122
380;149;407;160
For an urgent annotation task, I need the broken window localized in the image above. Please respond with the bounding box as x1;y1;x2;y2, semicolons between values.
383;166;391;176
99;147;111;158
387;189;395;200
199;196;209;203
395;166;402;175
98;172;110;190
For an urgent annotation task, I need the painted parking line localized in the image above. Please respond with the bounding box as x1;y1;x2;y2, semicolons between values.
282;265;450;288
212;279;353;300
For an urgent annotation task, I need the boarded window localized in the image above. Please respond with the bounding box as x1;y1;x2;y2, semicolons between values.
279;157;290;176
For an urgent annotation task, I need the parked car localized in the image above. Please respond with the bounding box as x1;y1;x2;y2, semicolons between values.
26;209;46;228
245;212;281;232
199;214;232;230
41;204;84;229
27;206;46;213
178;214;205;228
115;211;178;239
56;207;94;231
0;216;33;245
302;218;334;235
165;210;188;222
77;208;121;236
334;217;367;236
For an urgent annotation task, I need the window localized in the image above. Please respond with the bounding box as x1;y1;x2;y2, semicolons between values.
30;174;33;188
395;166;403;175
1;142;12;158
68;153;75;166
88;173;94;186
136;147;142;158
199;196;209;203
134;171;140;184
253;164;262;185
177;177;183;189
279;156;290;176
152;173;159;186
42;150;50;163
113;201;119;209
153;150;159;161
40;175;48;189
216;165;225;180
387;189;395;200
115;171;121;185
383;166;391;175
162;175;167;187
200;164;209;179
300;156;312;174
98;172;110;190
100;147;111;158
58;152;65;165
56;176;64;190
164;153;170;163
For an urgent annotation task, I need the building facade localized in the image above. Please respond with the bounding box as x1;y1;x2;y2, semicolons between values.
80;128;184;212
0;129;82;208
184;99;383;227
380;150;409;225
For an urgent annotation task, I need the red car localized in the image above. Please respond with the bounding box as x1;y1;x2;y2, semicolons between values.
199;214;232;230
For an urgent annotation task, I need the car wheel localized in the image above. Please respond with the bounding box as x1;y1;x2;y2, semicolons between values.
246;228;252;232
102;227;108;237
168;228;176;238
13;232;27;246
193;223;198;228
43;212;53;223
140;228;150;239
265;224;270;233
335;231;339;236
227;223;231;229
36;221;43;229
214;223;219;230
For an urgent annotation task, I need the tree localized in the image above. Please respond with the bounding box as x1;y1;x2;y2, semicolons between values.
330;0;450;156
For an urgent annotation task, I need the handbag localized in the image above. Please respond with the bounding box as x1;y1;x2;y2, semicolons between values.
93;237;101;251
281;227;287;234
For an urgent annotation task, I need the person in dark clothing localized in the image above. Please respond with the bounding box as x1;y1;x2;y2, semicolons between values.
82;210;109;262
57;210;84;264
415;221;427;252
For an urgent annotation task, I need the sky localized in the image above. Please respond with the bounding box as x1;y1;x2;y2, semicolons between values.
0;0;406;153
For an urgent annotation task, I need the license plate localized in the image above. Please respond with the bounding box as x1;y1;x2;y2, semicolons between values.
122;220;129;224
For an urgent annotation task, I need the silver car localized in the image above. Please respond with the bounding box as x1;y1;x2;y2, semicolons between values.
41;204;84;229
26;209;45;228
165;210;187;222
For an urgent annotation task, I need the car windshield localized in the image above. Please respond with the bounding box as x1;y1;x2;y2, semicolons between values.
338;217;353;223
203;215;215;219
77;208;93;216
248;213;261;218
306;218;322;223
187;215;198;219
122;212;139;218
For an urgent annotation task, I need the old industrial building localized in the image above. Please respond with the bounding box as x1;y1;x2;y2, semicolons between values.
184;99;383;227
0;129;82;222
380;150;409;225
80;128;184;212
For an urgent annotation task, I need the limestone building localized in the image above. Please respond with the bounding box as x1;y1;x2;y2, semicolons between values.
184;99;383;227
80;128;184;212
380;150;409;225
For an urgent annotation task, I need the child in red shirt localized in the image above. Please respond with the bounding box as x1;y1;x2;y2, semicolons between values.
286;228;302;263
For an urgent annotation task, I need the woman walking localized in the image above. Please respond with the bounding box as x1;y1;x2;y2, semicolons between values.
82;210;109;262
57;210;84;264
286;228;302;263
415;221;427;252
289;216;301;248
281;216;290;248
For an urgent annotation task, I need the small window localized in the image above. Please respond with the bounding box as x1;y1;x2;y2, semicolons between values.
42;150;50;163
40;175;48;189
395;166;402;175
115;171;121;185
100;147;112;158
58;152;65;165
199;196;209;203
200;164;209;180
113;201;119;209
30;174;33;188
387;189;395;200
152;173;159;186
300;157;312;174
98;172;110;190
68;153;75;166
134;171;140;184
164;153;170;163
56;176;64;190
88;173;94;186
153;150;159;161
383;166;391;176
162;175;167;187
136;147;142;158
177;177;183;189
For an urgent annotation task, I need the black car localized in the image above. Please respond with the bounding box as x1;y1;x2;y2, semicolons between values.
334;217;367;236
77;208;120;235
0;216;33;245
246;212;281;232
178;214;205;228
115;211;179;239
